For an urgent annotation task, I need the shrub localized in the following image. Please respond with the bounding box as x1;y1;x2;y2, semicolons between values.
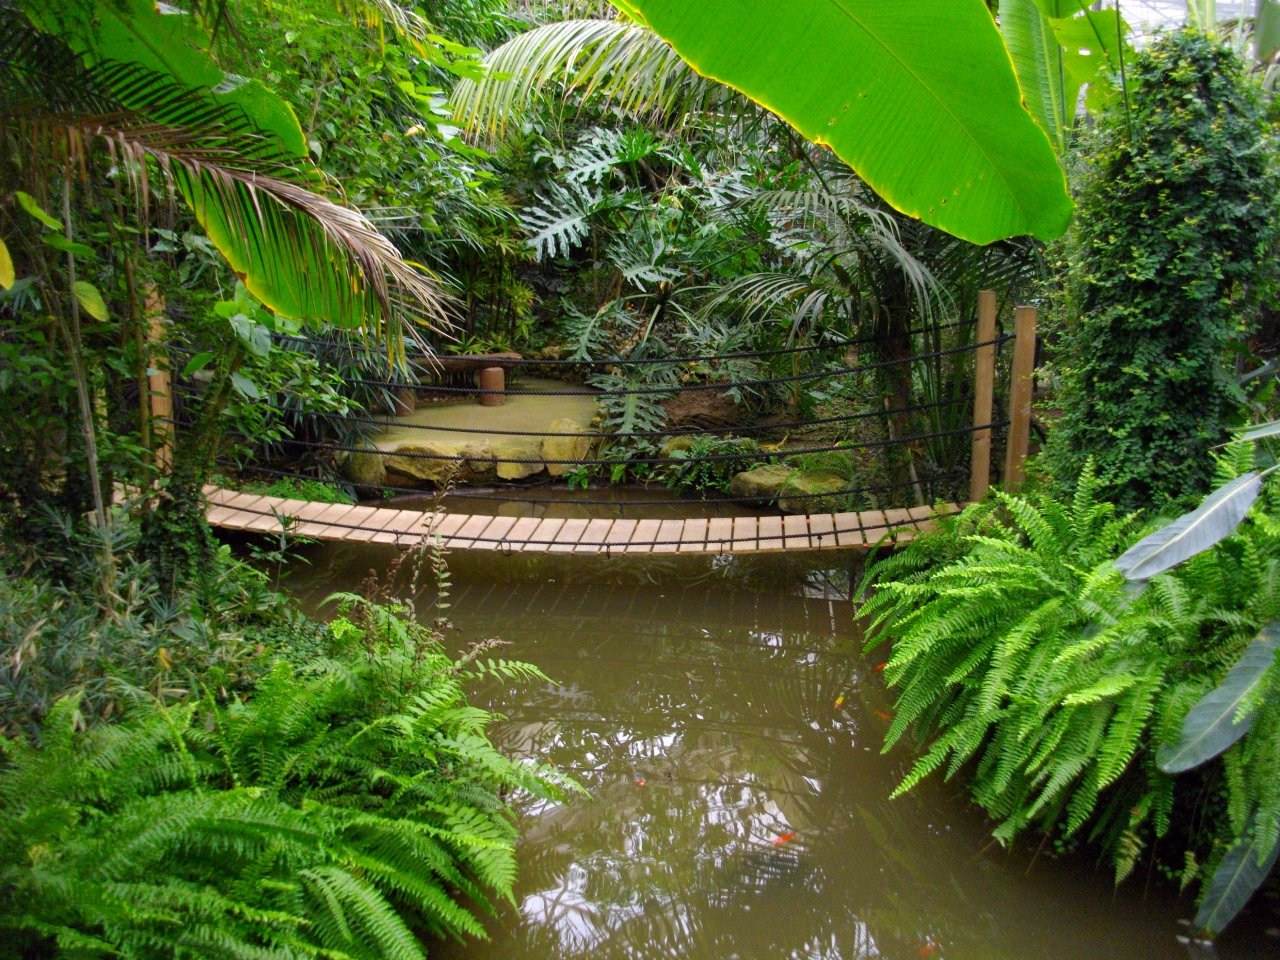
1046;30;1280;509
0;537;323;740
859;460;1280;932
0;586;573;959
661;434;760;496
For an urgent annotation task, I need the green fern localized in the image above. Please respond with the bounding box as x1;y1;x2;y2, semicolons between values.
860;460;1280;925
0;594;577;958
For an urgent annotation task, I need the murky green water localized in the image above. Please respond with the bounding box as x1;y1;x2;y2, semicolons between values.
281;544;1277;960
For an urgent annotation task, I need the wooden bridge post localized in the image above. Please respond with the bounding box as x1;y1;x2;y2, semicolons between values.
1002;305;1037;492
969;290;997;502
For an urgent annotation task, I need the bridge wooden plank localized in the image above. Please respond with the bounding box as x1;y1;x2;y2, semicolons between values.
337;505;402;543
757;515;784;552
367;509;432;546
651;519;685;554
832;511;867;549
706;517;734;555
309;504;369;540
254;500;318;537
603;518;638;555
626;518;660;554
548;517;589;553
578;518;615;554
808;513;837;550
782;515;811;551
857;509;889;546
429;512;471;547
450;514;499;549
676;518;706;553
731;516;759;553
473;515;518;550
524;517;565;552
502;516;542;551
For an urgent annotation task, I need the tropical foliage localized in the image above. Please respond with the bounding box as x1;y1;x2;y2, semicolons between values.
0;581;571;958
861;450;1280;934
1046;30;1280;508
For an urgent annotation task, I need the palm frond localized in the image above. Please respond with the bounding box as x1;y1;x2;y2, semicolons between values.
450;18;715;142
2;21;452;357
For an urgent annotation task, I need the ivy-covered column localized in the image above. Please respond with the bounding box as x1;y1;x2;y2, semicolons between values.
1046;30;1279;510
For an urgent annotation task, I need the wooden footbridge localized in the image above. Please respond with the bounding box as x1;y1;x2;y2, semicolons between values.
205;486;966;554
197;294;1037;557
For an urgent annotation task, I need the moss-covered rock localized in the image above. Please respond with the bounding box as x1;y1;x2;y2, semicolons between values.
729;464;795;503
779;471;848;513
542;417;593;477
343;444;386;488
491;438;544;480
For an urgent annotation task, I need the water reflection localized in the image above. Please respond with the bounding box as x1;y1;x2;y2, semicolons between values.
282;545;1275;960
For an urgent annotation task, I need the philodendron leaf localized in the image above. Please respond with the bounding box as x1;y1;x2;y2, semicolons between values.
1158;624;1280;774
72;281;109;321
1194;824;1280;934
1114;473;1261;582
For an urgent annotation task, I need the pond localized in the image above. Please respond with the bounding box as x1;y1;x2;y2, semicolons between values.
281;544;1278;960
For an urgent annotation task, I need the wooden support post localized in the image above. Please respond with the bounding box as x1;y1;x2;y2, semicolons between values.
477;366;505;407
1003;305;1037;492
969;289;997;502
146;297;172;474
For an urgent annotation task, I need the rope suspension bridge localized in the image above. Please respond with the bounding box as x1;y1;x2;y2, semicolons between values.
181;293;1038;555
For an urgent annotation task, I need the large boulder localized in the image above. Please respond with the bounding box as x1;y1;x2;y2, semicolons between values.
729;464;795;503
384;441;482;485
729;464;849;513
490;437;545;480
541;417;593;477
779;471;848;513
344;444;387;487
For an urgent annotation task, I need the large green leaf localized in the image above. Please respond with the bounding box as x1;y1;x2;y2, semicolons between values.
998;2;1125;153
1260;0;1280;62
613;0;1071;244
1195;822;1280;934
1157;624;1280;774
24;0;305;159
1114;472;1261;582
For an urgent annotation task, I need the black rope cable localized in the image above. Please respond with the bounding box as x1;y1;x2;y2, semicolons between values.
317;335;1011;398
171;384;971;439
208;499;968;551
218;461;971;509
265;317;981;369
208;421;998;467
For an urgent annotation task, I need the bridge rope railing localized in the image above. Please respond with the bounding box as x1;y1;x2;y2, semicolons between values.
174;392;971;439
311;336;1010;398
266;317;983;370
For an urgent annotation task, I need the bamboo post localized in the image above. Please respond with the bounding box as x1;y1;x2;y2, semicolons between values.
969;290;998;502
146;292;173;474
1003;305;1037;492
